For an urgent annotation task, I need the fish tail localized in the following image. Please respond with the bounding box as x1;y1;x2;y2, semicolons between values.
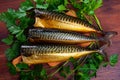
98;44;108;54
98;44;109;61
103;31;118;38
99;31;118;46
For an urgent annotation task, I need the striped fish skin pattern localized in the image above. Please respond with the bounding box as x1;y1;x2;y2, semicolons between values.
28;28;98;44
21;44;98;64
33;9;102;33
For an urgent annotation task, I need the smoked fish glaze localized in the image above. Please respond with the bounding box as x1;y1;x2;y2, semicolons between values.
21;44;102;64
30;9;102;33
28;28;101;44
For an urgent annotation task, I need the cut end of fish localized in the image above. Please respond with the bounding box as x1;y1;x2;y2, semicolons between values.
34;17;45;28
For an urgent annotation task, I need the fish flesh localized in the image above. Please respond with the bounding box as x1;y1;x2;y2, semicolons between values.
29;9;102;33
28;28;103;44
21;44;103;64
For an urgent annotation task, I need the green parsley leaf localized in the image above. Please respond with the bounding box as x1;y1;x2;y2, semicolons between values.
88;10;94;15
15;11;26;18
19;0;34;12
5;41;20;61
5;48;15;61
60;72;66;78
58;4;66;11
109;54;118;66
1;35;14;45
63;65;71;74
7;62;17;75
40;68;47;77
82;0;90;4
79;64;89;73
69;57;77;67
34;0;44;3
16;30;27;42
0;9;17;28
20;71;34;80
19;17;31;29
77;72;90;80
16;63;29;70
93;0;103;10
102;62;109;67
36;4;49;9
46;0;64;10
64;0;69;6
35;0;48;9
8;26;21;34
90;64;97;71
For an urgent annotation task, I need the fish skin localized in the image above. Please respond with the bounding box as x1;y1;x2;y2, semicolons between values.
21;44;98;64
28;28;98;44
32;9;102;33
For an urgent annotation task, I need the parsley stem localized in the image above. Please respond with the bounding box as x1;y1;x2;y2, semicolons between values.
93;14;103;30
65;56;88;79
48;61;69;77
77;56;88;65
65;64;82;79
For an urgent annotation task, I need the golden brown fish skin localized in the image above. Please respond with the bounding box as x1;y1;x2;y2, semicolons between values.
21;44;99;64
33;9;102;33
28;28;99;44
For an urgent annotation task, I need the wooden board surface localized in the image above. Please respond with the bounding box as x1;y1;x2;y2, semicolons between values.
0;0;120;80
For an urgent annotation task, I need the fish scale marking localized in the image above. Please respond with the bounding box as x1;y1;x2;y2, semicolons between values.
33;9;101;33
29;29;97;44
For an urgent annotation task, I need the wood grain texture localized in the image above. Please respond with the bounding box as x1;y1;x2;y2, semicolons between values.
0;0;120;80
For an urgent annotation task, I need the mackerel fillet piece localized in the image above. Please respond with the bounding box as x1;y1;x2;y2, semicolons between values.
21;44;102;64
29;28;102;44
32;9;102;33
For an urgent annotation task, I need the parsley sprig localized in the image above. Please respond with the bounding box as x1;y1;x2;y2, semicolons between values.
0;0;118;80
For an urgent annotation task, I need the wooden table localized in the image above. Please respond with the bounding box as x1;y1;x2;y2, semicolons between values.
0;0;120;80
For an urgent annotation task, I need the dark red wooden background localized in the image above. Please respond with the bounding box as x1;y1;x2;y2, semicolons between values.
0;0;120;80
